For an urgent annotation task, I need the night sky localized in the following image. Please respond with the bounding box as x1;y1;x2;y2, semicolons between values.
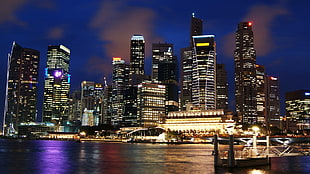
0;0;309;124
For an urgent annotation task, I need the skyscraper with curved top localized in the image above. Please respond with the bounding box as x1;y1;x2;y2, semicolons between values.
43;45;71;125
3;42;40;136
234;22;257;124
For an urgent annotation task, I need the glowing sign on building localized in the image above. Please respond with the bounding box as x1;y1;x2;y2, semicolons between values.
54;70;62;78
305;92;310;96
248;22;253;26
196;43;210;47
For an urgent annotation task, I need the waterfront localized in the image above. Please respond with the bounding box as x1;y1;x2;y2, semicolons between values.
0;139;309;174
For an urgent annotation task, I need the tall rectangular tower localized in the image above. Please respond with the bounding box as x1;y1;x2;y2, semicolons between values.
112;57;130;127
130;34;145;76
216;64;228;110
3;42;40;136
192;35;216;110
43;45;71;125
266;76;280;129
256;65;266;124
234;22;257;124
152;43;174;80
180;14;203;110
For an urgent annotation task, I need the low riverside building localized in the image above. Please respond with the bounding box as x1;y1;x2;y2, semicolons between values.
161;109;235;135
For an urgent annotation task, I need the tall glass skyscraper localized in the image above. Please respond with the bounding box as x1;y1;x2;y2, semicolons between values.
43;45;71;125
234;22;257;124
3;42;40;136
152;43;179;114
112;57;130;127
130;34;145;76
192;35;216;110
180;14;203;110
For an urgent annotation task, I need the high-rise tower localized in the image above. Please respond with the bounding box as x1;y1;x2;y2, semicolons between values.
3;42;40;136
130;34;145;76
180;14;203;110
192;35;216;110
152;43;179;113
43;45;71;125
216;64;228;110
112;57;130;127
234;22;257;124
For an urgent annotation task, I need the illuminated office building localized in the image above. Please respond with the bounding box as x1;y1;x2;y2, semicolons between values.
285;90;310;130
102;85;113;125
192;35;216;110
152;43;174;80
234;22;257;124
68;90;81;121
130;34;145;76
43;45;71;125
81;81;103;126
216;64;228;110
137;82;166;127
152;43;178;113
180;14;203;110
3;42;40;136
112;57;130;127
266;76;280;129
256;65;266;124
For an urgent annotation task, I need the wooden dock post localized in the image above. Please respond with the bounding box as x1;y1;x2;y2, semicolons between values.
213;134;219;166
228;134;235;167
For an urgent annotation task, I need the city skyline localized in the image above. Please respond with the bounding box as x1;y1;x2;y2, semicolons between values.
0;0;310;126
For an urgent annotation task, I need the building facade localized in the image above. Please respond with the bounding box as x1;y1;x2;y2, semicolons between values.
216;64;228;110
192;35;216;110
234;22;257;124
43;45;71;125
285;90;310;130
130;34;145;76
137;82;166;127
3;42;40;136
266;76;280;129
112;57;130;127
256;65;266;124
180;14;203;110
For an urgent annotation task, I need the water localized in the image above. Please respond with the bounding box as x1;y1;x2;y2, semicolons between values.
0;139;309;174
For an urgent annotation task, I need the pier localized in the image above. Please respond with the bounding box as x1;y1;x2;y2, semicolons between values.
213;134;310;168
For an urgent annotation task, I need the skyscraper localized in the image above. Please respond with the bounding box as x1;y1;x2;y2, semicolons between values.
256;65;266;124
80;81;103;126
192;35;216;110
266;76;280;129
112;57;130;127
234;22;257;124
152;43;179;113
180;14;203;110
43;45;71;125
130;34;145;76
3;42;40;136
152;43;174;81
216;64;228;110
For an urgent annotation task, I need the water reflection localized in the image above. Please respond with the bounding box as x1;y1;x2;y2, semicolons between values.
0;139;309;174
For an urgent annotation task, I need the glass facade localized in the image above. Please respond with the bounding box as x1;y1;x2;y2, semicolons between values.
43;45;71;125
234;22;257;124
192;35;216;110
3;42;40;136
137;82;166;127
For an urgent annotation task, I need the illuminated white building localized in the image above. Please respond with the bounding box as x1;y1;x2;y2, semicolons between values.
161;109;235;135
192;35;216;110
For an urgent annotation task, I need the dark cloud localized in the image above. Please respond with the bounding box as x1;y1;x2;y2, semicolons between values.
222;3;288;57
0;0;27;25
90;0;162;63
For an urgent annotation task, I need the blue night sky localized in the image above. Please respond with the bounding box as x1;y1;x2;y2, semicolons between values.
0;0;309;124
